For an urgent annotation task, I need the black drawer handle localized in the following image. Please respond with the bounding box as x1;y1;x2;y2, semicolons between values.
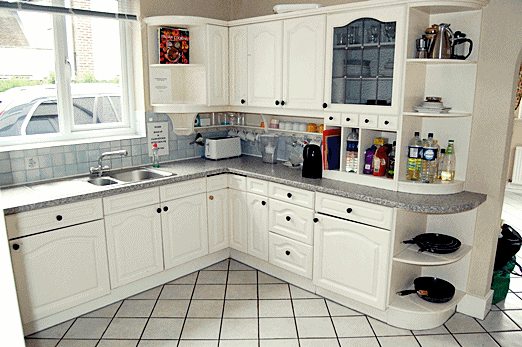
157;208;162;214
384;120;390;125
262;201;266;206
12;244;20;251
281;100;285;106
345;117;351;122
365;119;369;123
286;216;291;222
287;193;292;198
346;208;353;213
275;100;280;106
56;215;63;221
241;99;246;104
313;218;319;223
285;250;290;256
323;103;327;109
163;206;169;212
329;116;333;121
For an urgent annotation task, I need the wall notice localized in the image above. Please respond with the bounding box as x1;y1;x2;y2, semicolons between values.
148;122;169;157
150;69;173;104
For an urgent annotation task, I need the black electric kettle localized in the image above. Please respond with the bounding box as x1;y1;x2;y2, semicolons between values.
302;144;322;179
451;31;473;60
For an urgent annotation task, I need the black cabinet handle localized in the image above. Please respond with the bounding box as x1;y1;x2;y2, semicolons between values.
275;100;280;106
287;193;292;198
285;250;290;256
323;103;327;109
157;208;162;214
365;119;369;123
286;216;291;222
313;218;319;223
329;116;333;121
56;215;63;221
12;244;19;251
163;206;169;212
384;120;390;125
281;100;285;106
346;208;353;213
262;201;266;206
241;99;245;104
345;117;351;122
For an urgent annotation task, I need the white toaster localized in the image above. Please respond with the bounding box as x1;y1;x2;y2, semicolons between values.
205;136;241;160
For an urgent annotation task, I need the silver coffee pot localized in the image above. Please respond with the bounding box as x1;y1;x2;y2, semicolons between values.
426;23;453;59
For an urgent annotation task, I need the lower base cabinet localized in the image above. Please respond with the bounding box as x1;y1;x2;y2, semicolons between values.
207;189;229;253
247;192;269;261
313;213;391;310
9;220;110;323
105;205;164;288
269;232;313;279
229;188;248;252
162;193;209;269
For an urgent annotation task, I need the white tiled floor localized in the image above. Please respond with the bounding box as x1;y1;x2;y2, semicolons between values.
25;259;522;347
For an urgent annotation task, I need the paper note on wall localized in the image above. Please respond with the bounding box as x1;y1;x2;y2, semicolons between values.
150;68;173;104
148;122;169;157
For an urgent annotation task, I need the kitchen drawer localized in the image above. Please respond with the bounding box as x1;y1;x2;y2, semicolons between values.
247;177;269;196
378;115;398;130
6;199;103;239
207;174;228;191
228;174;247;191
359;114;378;128
341;113;359;127
315;192;394;230
160;177;206;201
104;188;159;215
269;232;313;279
324;113;341;125
269;199;314;245
268;182;314;209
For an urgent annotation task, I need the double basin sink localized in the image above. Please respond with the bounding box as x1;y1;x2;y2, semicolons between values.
87;167;175;186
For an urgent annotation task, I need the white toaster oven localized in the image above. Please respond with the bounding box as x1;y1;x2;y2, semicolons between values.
205;136;242;160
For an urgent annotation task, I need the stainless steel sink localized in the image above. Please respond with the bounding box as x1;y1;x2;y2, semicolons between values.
86;167;174;186
110;168;174;183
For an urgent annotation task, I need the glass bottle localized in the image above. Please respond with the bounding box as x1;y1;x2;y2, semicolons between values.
441;140;456;181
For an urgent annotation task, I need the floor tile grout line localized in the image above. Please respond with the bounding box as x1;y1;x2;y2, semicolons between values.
365;315;383;347
93;299;125;347
288;282;302;347
324;298;342;347
52;316;79;347
175;270;200;347
216;259;231;347
135;283;167;345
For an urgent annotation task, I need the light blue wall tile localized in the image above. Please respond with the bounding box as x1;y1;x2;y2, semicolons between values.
12;171;26;184
131;145;141;156
132;156;142;166
0;159;11;173
52;166;66;178
0;152;10;160
26;169;40;182
52;153;65;167
131;138;141;146
88;150;99;162
76;151;88;164
100;142;111;149
77;162;89;174
122;157;132;168
64;152;76;165
65;165;78;175
40;168;53;180
11;158;25;171
121;139;131;147
39;155;53;168
88;142;101;150
10;151;23;159
0;173;13;185
23;149;37;157
111;158;122;169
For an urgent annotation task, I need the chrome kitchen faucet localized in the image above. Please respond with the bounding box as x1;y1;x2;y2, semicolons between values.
89;149;128;177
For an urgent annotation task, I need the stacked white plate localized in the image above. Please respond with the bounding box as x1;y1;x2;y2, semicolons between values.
413;101;451;114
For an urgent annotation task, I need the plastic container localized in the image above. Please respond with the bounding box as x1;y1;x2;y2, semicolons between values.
373;145;388;176
420;133;438;183
346;129;358;173
492;260;515;305
407;132;422;181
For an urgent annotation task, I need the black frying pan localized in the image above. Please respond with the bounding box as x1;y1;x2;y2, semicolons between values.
397;277;455;303
403;233;461;254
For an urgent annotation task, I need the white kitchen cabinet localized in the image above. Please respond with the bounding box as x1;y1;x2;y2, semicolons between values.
228;188;248;253
269;198;314;245
229;25;248;106
248;20;283;107
207;24;229;106
269;232;313;279
162;193;209;269
247;15;326;110
10;220;110;324
247;193;269;261
207;188;229;253
313;213;391;310
105;204;164;288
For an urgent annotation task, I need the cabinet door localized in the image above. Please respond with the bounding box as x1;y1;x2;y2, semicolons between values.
229;188;248;253
247;193;269;261
105;205;164;288
324;6;405;114
162;193;209;269
229;26;248;106
10;220;110;323
313;214;391;310
248;21;283;107
207;189;229;253
282;15;326;110
207;25;229;106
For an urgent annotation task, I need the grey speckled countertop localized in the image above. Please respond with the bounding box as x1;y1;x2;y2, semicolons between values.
1;156;486;215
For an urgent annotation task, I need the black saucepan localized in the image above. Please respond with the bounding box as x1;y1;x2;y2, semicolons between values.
403;233;461;254
397;277;455;303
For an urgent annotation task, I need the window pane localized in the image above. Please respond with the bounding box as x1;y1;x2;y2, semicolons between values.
0;10;58;138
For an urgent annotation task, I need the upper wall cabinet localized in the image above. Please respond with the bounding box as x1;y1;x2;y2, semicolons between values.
144;17;229;113
323;6;406;115
229;26;248;106
246;15;326;110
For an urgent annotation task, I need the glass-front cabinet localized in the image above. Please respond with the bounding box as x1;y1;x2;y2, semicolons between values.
324;6;405;115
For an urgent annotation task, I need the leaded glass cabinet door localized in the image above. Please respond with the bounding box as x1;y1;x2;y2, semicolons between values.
324;6;405;115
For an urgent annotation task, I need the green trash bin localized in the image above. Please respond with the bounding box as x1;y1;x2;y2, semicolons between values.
491;260;516;305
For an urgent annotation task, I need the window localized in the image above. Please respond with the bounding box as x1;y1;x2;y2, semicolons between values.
0;0;138;147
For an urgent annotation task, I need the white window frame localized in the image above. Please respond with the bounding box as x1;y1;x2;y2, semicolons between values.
0;1;139;148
